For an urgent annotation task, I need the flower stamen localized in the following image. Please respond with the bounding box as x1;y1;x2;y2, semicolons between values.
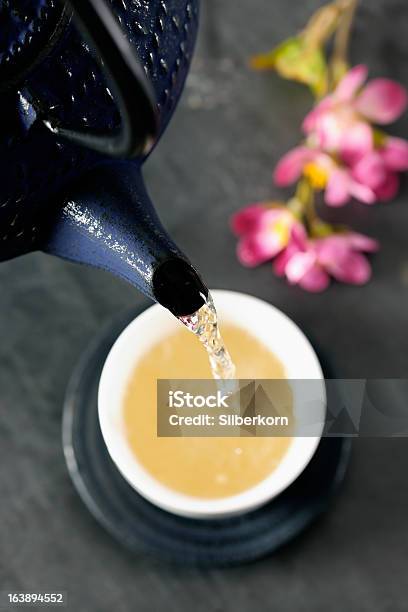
303;162;329;189
270;217;291;247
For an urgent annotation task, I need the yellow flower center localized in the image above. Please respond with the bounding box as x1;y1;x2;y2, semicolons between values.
270;217;290;247
303;162;328;190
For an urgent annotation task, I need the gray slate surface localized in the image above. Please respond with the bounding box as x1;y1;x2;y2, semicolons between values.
1;0;408;610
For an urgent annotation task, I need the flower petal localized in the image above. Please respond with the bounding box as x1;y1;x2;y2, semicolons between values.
374;172;400;201
314;112;343;151
290;221;309;249
314;233;377;286
237;230;283;267
335;65;368;102
274;147;316;186
327;251;372;285
381;137;408;171
302;97;333;134
230;204;267;236
285;251;317;284
298;265;330;292
356;79;408;124
351;151;386;190
325;169;352;207
346;232;380;253
315;235;349;263
348;179;377;204
231;204;285;236
273;246;295;277
273;223;308;276
339;121;373;165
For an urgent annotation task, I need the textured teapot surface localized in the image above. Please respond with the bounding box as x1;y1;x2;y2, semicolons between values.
0;0;199;259
0;1;66;87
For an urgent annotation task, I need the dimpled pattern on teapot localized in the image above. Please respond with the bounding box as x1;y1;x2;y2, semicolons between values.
0;0;66;86
0;0;199;257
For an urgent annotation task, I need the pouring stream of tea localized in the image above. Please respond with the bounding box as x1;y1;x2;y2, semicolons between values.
179;293;236;380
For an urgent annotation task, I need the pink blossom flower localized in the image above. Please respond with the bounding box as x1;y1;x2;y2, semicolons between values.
274;229;379;292
230;203;301;267
274;146;376;206
274;134;408;206
302;65;408;162
351;151;397;201
351;136;408;201
381;136;408;171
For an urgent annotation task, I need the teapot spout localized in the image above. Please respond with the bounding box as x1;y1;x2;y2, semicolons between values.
152;258;208;317
42;161;208;316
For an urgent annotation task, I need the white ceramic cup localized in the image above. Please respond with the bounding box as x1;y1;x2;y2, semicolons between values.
98;290;326;519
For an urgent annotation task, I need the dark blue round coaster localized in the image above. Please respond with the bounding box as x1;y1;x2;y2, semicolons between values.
62;305;351;567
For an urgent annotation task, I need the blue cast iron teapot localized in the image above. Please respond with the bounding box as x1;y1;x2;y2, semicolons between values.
0;0;208;316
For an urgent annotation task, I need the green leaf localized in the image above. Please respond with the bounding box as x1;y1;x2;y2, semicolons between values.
250;36;328;97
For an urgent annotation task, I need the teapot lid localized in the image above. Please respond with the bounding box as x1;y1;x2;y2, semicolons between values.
0;0;68;90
